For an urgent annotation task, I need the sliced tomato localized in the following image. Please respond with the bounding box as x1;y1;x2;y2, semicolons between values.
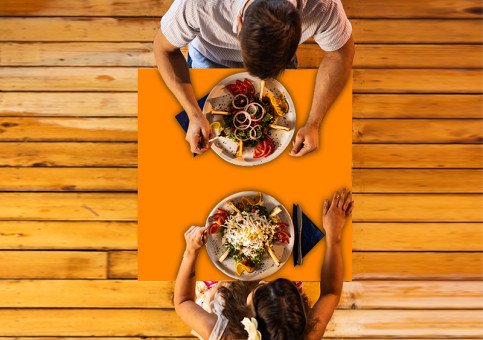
275;222;288;232
209;213;225;225
253;139;267;158
236;80;248;93
277;230;291;239
217;208;228;219
243;78;255;96
263;142;273;157
263;136;275;158
226;84;239;96
208;223;220;234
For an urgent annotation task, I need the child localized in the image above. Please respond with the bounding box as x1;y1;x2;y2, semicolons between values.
174;188;353;339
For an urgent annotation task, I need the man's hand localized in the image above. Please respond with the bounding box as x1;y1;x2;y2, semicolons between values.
289;123;319;157
186;114;214;154
184;226;207;256
322;188;353;242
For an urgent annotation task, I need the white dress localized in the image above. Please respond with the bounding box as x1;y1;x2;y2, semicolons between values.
192;282;229;340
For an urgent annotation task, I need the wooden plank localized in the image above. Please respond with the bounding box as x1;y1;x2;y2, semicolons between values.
109;250;483;280
1;98;479;123
108;250;138;279
0;221;137;249
0;92;137;117
0;18;481;43
0;251;107;279
0;67;137;92
353;169;483;193
351;19;483;43
0;338;476;340
0;117;137;141
0;309;480;337
353;94;483;119
353;119;483;144
353;252;483;280
0;168;137;191
0;338;196;340
0;338;477;340
0;142;137;167
0;309;189;337
344;0;483;18
353;194;483;222
2;68;481;93
338;281;483;309
0;0;171;16
0;42;155;67
0;280;481;309
0;193;137;221
353;144;483;168
298;44;483;69
353;69;483;93
0;18;160;42
0;280;173;308
3;43;482;69
0;0;481;18
353;223;483;251
9;196;467;239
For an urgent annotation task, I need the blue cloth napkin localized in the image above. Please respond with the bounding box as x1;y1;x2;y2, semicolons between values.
293;204;325;266
175;95;209;157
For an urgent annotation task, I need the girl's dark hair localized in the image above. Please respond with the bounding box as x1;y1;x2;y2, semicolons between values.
239;0;301;79
253;278;309;339
217;281;258;338
218;279;311;339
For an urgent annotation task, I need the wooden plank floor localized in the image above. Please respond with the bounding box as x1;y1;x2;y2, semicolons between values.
0;0;482;338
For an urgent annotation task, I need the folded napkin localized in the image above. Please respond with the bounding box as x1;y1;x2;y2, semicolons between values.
293;204;325;266
175;95;209;157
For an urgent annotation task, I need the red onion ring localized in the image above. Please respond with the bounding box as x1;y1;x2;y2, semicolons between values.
244;102;266;122
233;111;251;129
249;125;262;140
232;94;248;109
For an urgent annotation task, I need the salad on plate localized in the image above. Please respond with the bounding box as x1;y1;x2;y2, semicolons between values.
210;78;291;160
207;192;291;276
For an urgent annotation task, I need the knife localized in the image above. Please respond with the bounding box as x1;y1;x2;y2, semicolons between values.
296;204;303;266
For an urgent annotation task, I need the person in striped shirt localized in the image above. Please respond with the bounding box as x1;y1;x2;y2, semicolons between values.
154;0;354;156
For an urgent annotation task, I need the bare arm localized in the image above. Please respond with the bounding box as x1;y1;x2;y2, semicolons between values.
174;226;217;339
290;35;354;157
305;189;353;339
153;29;212;154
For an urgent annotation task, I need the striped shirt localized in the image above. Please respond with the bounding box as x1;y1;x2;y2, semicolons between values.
161;0;352;68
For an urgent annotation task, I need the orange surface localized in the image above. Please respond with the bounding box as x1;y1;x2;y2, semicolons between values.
138;69;352;281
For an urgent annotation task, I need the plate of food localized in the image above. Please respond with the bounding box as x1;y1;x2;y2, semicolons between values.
203;72;296;166
205;191;294;280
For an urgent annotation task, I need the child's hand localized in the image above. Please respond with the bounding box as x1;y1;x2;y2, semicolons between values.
322;188;353;243
184;226;208;256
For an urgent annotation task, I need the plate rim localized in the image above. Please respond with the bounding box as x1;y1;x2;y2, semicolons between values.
205;190;294;281
202;72;296;167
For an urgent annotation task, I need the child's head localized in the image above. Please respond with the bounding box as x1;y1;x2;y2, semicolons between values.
218;279;309;339
251;278;308;339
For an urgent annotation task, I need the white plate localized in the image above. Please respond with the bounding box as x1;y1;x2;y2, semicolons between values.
205;191;294;281
203;72;296;166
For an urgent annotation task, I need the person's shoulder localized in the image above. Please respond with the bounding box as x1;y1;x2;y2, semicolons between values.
182;0;222;10
304;0;343;10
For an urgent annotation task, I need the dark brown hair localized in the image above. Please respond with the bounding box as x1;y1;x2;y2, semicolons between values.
217;279;311;339
239;0;301;79
253;279;309;339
